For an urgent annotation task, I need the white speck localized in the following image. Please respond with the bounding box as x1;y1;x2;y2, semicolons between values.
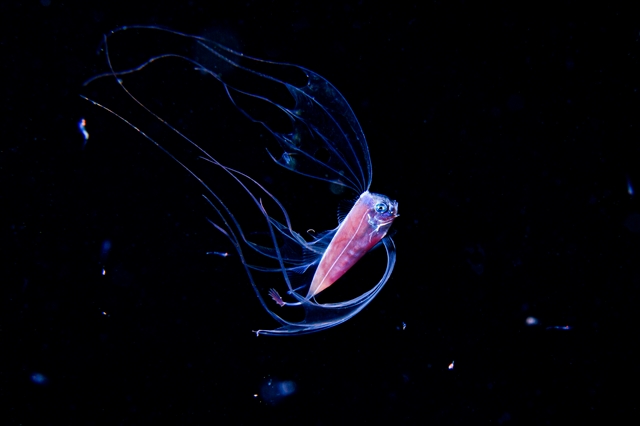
78;118;89;147
207;251;229;257
525;316;539;325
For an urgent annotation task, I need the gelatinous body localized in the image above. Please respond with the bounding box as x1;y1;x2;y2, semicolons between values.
83;26;398;335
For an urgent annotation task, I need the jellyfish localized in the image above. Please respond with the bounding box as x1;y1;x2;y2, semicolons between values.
83;26;399;335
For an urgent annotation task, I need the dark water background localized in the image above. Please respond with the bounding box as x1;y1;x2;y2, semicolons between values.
3;1;639;424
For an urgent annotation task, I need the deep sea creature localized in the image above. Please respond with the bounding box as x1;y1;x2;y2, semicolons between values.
83;26;398;335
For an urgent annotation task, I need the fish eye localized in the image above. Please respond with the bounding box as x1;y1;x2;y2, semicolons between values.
375;202;388;213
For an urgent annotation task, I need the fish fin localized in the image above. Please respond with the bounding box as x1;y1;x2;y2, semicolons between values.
336;196;358;224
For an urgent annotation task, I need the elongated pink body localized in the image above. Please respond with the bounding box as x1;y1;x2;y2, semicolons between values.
307;191;399;298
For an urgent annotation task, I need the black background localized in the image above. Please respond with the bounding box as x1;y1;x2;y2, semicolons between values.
3;1;639;424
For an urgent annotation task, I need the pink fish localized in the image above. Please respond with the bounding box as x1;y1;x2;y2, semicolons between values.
83;26;399;335
306;191;398;298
